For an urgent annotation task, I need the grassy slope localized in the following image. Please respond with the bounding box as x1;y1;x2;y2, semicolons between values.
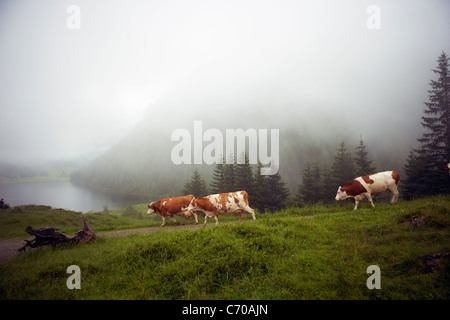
0;195;449;300
0;204;159;238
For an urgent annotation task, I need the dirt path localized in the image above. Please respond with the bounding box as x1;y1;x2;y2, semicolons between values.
0;216;315;265
0;223;206;265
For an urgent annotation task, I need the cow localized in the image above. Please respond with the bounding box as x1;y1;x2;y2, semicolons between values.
147;195;198;227
335;170;400;210
187;191;256;226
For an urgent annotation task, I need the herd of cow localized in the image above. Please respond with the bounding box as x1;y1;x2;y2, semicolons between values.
147;170;403;227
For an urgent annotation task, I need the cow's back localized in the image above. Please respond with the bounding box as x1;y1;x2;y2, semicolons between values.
360;171;399;195
195;191;249;214
160;195;194;215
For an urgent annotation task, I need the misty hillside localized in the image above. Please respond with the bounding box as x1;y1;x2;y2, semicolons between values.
70;99;415;201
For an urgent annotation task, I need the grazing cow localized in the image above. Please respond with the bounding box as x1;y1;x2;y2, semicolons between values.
335;171;400;210
147;195;198;227
187;191;256;226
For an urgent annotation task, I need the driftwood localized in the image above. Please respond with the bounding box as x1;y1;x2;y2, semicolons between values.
19;216;97;252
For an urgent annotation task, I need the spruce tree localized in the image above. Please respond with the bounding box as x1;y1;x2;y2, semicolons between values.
354;135;376;176
404;52;450;197
319;165;336;203
296;162;322;205
418;52;450;164
251;162;269;212
223;153;237;192
331;142;356;186
235;153;255;194
265;168;290;212
403;150;429;199
210;156;226;194
182;168;209;197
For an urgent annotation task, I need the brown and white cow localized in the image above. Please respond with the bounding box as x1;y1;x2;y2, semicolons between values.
187;191;256;226
335;171;400;210
147;195;198;227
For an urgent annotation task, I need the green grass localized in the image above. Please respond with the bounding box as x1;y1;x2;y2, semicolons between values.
0;204;163;239
0;195;449;299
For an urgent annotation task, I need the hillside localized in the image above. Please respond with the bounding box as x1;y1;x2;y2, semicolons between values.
70;102;414;200
1;195;449;300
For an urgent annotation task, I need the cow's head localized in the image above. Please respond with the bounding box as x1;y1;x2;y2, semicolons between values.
147;202;156;215
335;186;349;201
186;198;198;216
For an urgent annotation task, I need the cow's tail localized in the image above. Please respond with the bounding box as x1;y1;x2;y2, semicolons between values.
391;170;400;185
241;191;249;206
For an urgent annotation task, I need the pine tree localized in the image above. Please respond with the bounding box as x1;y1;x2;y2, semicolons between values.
182;168;209;197
265;168;290;212
404;52;450;197
223;153;237;192
234;153;255;194
210;156;226;194
296;162;322;205
354;135;376;176
418;52;450;164
319;165;336;203
331;142;356;186
403;150;429;199
251;162;269;212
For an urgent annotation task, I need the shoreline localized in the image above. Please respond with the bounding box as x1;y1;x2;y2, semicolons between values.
0;176;70;184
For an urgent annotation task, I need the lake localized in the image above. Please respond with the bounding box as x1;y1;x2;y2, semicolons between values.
0;181;149;213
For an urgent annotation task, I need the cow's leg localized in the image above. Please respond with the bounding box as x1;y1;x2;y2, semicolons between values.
214;214;219;225
203;215;209;227
365;194;375;208
160;216;166;227
192;211;198;225
389;187;399;204
246;207;256;220
169;215;179;225
353;198;359;210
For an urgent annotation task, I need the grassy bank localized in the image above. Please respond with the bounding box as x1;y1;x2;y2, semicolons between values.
0;204;159;238
0;196;449;299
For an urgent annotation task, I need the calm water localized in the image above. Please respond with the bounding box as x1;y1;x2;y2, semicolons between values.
0;181;148;213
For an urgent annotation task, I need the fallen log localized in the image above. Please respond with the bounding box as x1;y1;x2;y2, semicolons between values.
18;216;97;252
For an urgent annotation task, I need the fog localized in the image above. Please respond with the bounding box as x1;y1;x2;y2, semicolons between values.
0;0;449;167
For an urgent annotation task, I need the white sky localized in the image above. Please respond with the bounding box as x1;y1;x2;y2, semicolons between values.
0;0;449;164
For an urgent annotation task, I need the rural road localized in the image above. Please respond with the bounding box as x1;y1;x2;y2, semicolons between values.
0;223;206;265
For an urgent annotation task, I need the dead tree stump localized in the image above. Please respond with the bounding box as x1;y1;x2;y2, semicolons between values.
19;216;97;252
71;216;97;244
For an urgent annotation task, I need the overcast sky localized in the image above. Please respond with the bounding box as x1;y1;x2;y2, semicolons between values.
0;0;449;165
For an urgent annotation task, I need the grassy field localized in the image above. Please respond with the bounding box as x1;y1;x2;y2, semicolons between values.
0;195;449;300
